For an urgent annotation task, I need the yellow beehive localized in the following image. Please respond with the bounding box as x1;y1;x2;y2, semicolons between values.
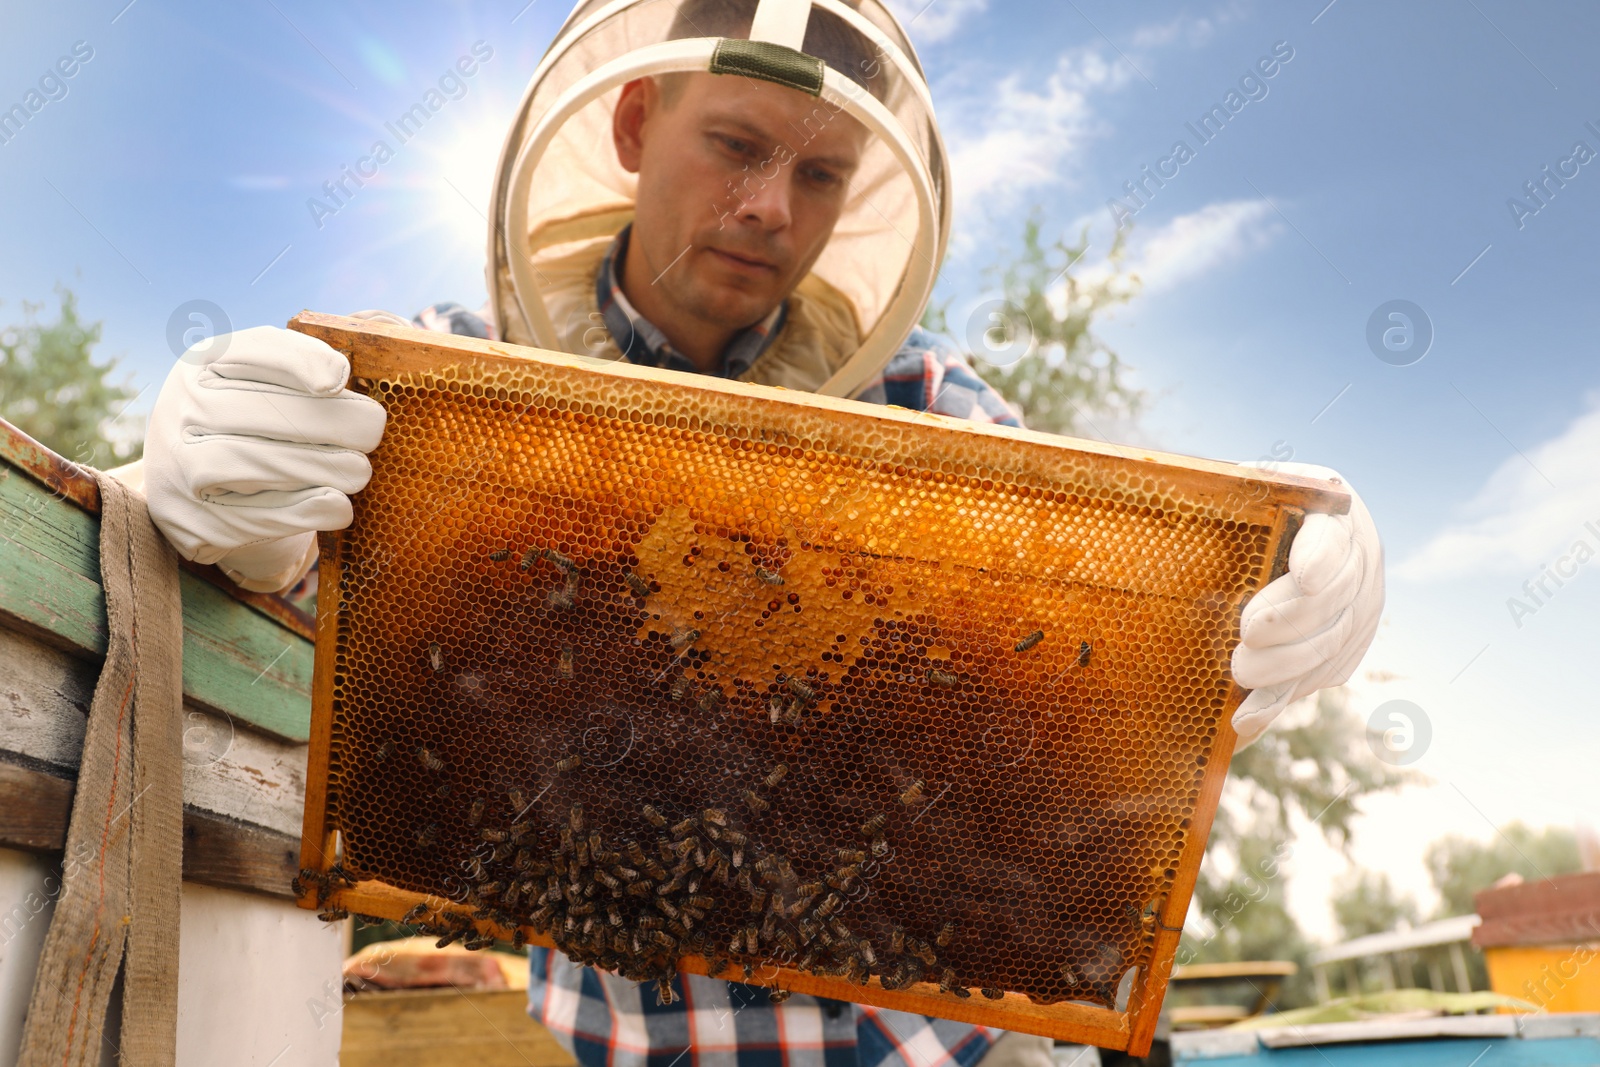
289;312;1346;1055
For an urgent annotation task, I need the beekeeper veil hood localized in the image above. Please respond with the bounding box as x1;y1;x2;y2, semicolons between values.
486;0;951;397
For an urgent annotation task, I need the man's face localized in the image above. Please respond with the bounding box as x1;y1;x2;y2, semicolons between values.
613;72;869;333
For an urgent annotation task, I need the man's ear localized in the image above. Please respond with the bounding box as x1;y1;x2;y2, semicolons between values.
612;77;655;174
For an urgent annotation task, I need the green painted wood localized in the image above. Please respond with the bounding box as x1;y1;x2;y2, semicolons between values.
0;463;313;741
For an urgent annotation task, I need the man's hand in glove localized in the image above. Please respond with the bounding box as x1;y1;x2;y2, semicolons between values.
1230;462;1384;747
144;325;387;593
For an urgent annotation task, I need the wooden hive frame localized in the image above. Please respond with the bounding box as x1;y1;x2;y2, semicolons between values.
289;311;1348;1056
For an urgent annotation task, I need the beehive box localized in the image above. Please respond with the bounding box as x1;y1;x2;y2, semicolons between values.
288;312;1347;1055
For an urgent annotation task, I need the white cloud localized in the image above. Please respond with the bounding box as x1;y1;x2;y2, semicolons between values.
886;0;989;44
1398;398;1600;580
1123;199;1280;292
1065;199;1281;301
1130;14;1218;49
944;47;1134;229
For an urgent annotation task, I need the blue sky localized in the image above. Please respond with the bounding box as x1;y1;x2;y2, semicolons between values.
3;0;1597;939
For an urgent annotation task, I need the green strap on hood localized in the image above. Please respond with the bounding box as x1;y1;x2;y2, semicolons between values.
710;37;824;96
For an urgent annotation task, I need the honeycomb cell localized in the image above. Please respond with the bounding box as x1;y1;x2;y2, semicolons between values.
298;317;1337;1025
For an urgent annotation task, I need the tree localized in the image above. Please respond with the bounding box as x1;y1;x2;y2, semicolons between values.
0;288;142;467
1177;689;1419;1008
924;215;1144;436
1426;824;1580;918
1332;869;1418;941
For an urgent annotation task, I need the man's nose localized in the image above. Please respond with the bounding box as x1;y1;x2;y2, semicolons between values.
730;161;794;231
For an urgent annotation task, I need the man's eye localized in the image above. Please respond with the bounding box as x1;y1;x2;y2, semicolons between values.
720;136;751;155
805;167;840;186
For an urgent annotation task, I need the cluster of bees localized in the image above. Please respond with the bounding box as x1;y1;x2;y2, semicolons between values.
316;543;1125;1007
317;740;1018;1005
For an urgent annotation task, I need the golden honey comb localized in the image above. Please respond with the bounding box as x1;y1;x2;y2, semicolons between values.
290;312;1346;1054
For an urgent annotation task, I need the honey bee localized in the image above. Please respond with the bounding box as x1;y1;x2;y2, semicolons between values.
508;787;528;812
625;571;651;598
428;643;446;672
785;676;815;702
515;848;533;871
981;988;1003;1000
935;921;956;948
569;804;586;833
402;902;430;925
317;908;350;923
669;627;701;651
888;926;905;954
644;859;669;881
490;549;510;561
926;669;958;689
543;548;577;574
1077;641;1092;667
741;790;769;813
642;804;668;828
857;940;877;966
558;645;575;679
417;746;445;773
655;976;678;1005
898;780;925;805
670;674;691;701
436;781;452;798
754;855;778;878
466;856;486;882
749;888;769;912
671;818;698;839
722;829;748;848
744;926;760;954
469;797;487;826
702;808;729;827
555;755;583;773
869;837;889;858
1014;630;1044;653
520;548;540;571
754;566;785;586
816;893;842;919
548;586;575;610
696;689;723;713
764;764;789;789
481;828;509;844
595;869;620;890
375;739;396;761
837;848;866;864
767;696;787;725
908;938;937;966
939;968;960;994
860;813;887;837
416;823;439;847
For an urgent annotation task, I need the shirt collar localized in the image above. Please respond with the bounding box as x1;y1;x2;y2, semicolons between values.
595;225;787;379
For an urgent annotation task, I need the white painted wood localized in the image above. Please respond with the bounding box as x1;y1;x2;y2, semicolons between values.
0;851;345;1067
174;883;345;1066
0;626;307;838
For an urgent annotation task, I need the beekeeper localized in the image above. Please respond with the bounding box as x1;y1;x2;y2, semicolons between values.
136;0;1383;1063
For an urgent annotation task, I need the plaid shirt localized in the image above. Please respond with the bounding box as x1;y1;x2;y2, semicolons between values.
408;264;1019;1067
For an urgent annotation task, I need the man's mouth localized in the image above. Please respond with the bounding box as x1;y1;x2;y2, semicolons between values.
707;247;779;273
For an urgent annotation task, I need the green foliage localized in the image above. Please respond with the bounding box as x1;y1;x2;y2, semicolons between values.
1221;688;1418;857
1177;690;1417;1007
1331;869;1418;941
0;288;142;467
925;214;1144;436
1425;823;1580;918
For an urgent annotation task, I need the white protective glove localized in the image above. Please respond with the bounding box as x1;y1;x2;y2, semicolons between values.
144;325;387;593
1230;462;1383;747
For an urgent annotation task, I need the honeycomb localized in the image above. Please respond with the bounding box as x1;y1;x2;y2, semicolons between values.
290;313;1343;1039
